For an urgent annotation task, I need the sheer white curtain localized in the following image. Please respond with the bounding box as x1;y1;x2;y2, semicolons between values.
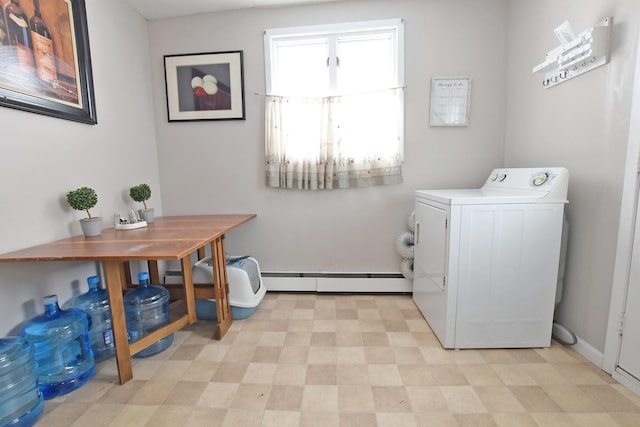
265;88;404;190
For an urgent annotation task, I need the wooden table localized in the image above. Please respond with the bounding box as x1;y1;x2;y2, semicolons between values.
0;214;256;384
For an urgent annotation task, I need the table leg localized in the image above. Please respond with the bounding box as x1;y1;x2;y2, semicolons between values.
182;256;197;324
211;236;232;339
104;260;133;384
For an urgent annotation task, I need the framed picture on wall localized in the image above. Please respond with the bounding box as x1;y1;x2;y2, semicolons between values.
0;0;97;124
163;50;246;122
429;77;471;127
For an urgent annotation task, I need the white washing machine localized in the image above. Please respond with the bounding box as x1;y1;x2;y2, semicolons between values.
413;167;569;349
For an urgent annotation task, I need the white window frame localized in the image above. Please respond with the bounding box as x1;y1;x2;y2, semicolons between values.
264;19;405;96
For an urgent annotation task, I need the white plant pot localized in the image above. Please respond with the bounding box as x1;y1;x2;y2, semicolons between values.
80;217;103;237
139;208;154;223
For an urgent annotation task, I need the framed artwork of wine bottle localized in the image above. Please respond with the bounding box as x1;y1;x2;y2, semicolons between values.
164;51;246;122
0;0;96;124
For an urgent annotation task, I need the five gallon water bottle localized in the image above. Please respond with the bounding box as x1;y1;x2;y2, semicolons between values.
0;337;44;427
124;272;173;358
64;276;115;363
20;295;96;399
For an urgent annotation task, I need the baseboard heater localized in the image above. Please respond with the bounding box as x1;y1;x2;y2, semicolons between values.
261;271;412;293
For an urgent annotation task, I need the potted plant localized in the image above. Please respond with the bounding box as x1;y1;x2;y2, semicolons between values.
66;186;102;237
129;183;154;223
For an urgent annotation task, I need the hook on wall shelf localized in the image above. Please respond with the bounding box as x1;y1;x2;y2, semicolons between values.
533;17;612;89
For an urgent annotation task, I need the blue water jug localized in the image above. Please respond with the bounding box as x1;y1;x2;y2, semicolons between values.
20;295;96;399
124;272;173;358
0;337;44;427
64;276;115;363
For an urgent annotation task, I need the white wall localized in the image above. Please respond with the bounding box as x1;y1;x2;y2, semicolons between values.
505;0;640;352
148;0;508;272
0;0;161;336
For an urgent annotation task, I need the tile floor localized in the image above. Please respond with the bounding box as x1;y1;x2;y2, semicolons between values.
39;293;640;426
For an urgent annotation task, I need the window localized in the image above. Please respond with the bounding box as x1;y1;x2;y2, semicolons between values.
263;19;405;190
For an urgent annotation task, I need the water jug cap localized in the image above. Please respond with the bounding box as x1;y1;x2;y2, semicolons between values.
43;295;58;306
87;275;100;287
138;272;150;282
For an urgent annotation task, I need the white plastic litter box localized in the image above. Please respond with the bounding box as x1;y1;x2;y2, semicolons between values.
192;256;266;320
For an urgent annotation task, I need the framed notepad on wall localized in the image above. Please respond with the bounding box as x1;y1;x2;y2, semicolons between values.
429;77;471;126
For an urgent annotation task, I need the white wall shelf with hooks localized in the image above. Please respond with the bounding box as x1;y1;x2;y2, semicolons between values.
533;17;612;89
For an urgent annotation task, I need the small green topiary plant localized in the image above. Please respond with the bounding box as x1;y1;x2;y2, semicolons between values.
66;187;98;219
129;183;151;210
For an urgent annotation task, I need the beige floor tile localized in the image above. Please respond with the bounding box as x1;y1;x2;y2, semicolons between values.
242;362;278;383
336;346;367;364
368;364;403;386
578;384;640;412
530;412;581;426
609;412;640;427
392;344;425;365
542;384;604;412
274;363;307;385
99;379;146;404
108;404;158;427
492;413;538;427
163;381;207;405
221;408;263;427
301;385;339;411
473;386;526;412
69;403;121;427
170;344;205;360
405;385;449;412
336;320;361;333
180;360;218;382
398;364;437;385
197;382;238;408
299;410;340;426
307;346;337;364
459;364;504;386
211;363;248;383
338;385;375;412
364;346;396;364
39;294;640;427
283;331;312;346
128;380;176;405
414;413;460;426
310;332;336;346
184;407;227;427
440;385;487;414
342;412;379;427
251;346;282;363
336;330;363;344
455;413;497;426
509;385;562;412
144;405;193;427
265;384;304;410
151;360;192;381
336;364;370;385
371;385;412;412
261;410;301;427
491;364;537;386
229;383;271;410
306;363;337;385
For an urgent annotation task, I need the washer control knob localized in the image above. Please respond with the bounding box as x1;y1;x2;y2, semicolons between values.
490;173;498;181
497;173;507;182
532;172;549;187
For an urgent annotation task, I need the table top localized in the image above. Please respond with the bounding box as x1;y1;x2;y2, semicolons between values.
0;214;256;262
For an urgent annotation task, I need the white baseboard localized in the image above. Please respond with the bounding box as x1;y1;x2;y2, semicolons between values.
262;274;412;293
570;334;604;368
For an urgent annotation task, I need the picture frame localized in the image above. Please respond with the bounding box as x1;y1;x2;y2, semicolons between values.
164;51;245;122
429;77;471;127
0;0;97;124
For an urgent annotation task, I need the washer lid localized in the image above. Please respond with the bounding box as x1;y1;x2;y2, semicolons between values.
415;188;548;205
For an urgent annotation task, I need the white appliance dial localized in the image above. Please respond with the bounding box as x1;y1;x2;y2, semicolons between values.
531;172;549;187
